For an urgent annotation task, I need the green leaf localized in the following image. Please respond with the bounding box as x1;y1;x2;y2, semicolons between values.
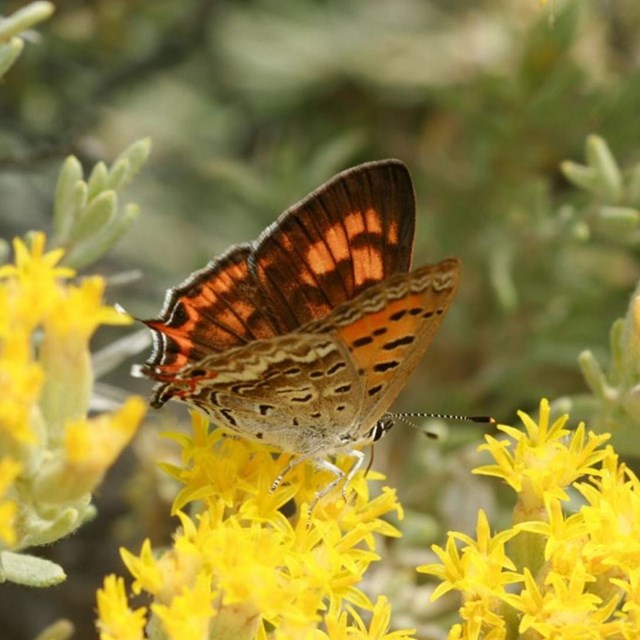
105;158;130;191
627;164;640;207
33;620;74;640
111;138;151;186
586;135;623;202
0;38;23;78
561;161;599;195
86;161;109;200
0;2;55;42
69;191;117;243
64;203;139;269
596;206;640;238
0;550;66;587
53;156;84;239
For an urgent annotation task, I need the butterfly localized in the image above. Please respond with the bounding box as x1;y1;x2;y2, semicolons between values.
141;159;460;502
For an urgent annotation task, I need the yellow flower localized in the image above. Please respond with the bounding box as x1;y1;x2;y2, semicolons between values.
0;328;43;444
64;396;146;467
319;596;416;639
31;397;146;504
0;232;74;330
96;574;147;640
516;496;589;577
0;232;146;567
475;398;609;518
45;275;131;340
107;410;405;638
503;566;621;638
121;539;164;597
421;399;640;639
152;573;217;640
420;510;520;600
0;458;22;545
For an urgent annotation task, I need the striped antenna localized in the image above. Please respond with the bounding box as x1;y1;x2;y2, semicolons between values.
386;411;495;424
381;412;496;440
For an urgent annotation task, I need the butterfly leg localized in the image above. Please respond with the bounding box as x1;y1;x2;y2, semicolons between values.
271;448;366;513
308;449;365;511
270;454;311;493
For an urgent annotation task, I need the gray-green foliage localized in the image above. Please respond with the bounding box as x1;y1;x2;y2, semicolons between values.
53;139;151;269
554;136;640;452
0;2;54;78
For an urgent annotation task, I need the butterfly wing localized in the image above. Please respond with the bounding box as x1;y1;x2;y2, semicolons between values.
307;258;461;439
152;332;364;455
143;160;415;380
143;245;282;378
251;159;415;330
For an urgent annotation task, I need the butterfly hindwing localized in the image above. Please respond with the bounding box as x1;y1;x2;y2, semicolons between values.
307;258;461;438
152;332;364;455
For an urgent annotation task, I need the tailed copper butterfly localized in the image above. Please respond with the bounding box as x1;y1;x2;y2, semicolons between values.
141;160;460;500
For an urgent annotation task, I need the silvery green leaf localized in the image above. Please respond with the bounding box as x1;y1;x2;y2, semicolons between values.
586;135;622;202
561;160;599;195
112;138;151;185
0;2;54;41
0;38;23;77
86;161;108;200
69;191;116;243
105;158;130;191
0;551;66;587
53;156;83;239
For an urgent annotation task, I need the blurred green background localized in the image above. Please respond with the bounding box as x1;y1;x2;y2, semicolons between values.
2;0;640;638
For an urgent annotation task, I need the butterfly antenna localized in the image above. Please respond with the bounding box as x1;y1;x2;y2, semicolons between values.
387;411;496;425
381;411;496;439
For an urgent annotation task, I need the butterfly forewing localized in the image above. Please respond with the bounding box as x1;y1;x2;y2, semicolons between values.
143;160;416;381
251;159;415;329
143;245;281;378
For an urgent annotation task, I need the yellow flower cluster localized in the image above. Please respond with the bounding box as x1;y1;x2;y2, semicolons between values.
0;233;146;555
97;412;414;640
420;399;640;639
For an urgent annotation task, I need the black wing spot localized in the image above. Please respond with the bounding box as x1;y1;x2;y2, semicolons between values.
372;327;388;336
373;360;399;373
220;408;237;426
333;384;352;394
231;383;256;394
310;412;322;419
368;384;383;397
255;432;264;439
327;361;347;376
259;404;275;415
309;370;324;379
383;335;415;350
191;368;206;377
291;393;313;403
336;405;346;412
389;309;407;322
283;367;302;376
409;307;423;316
422;311;434;319
352;335;374;348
